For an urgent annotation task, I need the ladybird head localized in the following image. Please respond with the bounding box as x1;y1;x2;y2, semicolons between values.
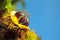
18;16;29;26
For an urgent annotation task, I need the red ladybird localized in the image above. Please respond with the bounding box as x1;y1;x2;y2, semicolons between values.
15;11;24;18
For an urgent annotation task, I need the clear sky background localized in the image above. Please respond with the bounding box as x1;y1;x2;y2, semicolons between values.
17;0;60;40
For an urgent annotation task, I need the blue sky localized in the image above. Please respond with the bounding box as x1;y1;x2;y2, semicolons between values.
17;0;60;40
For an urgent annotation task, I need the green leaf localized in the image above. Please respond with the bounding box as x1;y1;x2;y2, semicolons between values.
0;0;7;11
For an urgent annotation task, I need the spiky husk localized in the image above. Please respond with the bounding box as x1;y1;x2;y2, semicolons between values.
26;31;40;40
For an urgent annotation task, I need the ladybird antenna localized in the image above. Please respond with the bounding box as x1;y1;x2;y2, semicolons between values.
22;10;30;18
